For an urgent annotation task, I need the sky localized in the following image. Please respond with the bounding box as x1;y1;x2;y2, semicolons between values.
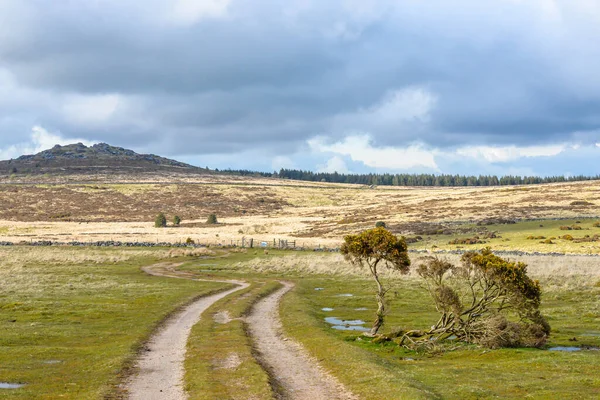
1;0;600;176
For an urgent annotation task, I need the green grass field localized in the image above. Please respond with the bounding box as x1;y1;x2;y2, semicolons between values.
0;247;229;399
410;218;600;254
1;244;599;399
180;248;600;399
279;276;600;399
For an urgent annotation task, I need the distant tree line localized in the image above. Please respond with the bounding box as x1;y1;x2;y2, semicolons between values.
217;168;273;178
220;168;600;187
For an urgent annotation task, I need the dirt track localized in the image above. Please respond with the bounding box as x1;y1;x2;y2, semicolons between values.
126;264;248;400
127;264;356;399
247;282;358;400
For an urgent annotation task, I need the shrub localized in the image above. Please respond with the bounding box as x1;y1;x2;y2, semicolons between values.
593;222;600;228
375;221;387;228
561;225;583;230
562;234;574;241
526;235;545;240
154;213;167;228
410;249;549;349
206;214;218;224
541;239;554;244
448;237;485;245
185;237;195;245
173;215;181;226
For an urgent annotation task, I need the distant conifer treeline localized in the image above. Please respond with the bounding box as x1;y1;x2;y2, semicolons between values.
217;168;600;187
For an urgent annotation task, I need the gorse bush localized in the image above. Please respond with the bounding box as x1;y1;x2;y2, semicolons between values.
406;249;550;349
206;214;218;224
154;213;167;228
448;237;485;245
560;225;583;231
341;227;410;335
375;221;387;228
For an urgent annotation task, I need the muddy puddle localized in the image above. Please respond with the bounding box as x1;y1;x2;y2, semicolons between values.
324;317;369;332
321;307;334;312
336;294;353;297
0;383;25;389
314;287;325;291
354;307;368;311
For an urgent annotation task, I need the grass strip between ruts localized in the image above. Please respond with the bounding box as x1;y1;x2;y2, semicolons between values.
185;280;282;400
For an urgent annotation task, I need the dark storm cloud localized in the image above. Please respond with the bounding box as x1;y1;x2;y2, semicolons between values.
1;0;600;170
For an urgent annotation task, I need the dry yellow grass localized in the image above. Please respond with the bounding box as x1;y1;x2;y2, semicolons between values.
1;174;600;249
0;247;158;296
235;252;600;280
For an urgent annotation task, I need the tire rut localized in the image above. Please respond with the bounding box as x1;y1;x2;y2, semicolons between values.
126;263;248;400
246;282;358;400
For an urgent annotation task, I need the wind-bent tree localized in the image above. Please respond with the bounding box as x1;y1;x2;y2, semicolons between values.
341;227;410;335
410;248;549;348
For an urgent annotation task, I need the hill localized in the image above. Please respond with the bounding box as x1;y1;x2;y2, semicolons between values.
0;142;203;175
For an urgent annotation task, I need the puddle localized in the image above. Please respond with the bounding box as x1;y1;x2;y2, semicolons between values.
43;360;62;364
325;316;369;331
548;346;599;352
447;335;458;340
336;294;353;297
321;308;334;312
582;332;600;337
325;317;366;325
314;288;325;291
331;325;370;332
0;383;25;389
197;264;218;266
549;347;581;352
354;307;368;311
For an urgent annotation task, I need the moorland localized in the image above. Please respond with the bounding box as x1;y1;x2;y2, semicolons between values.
0;144;599;399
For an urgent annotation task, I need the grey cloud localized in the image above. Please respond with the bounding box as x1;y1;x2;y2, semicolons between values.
1;0;600;169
